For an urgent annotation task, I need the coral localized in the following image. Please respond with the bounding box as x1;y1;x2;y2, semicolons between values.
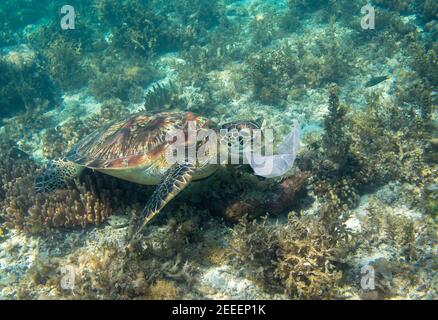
202;245;228;266
228;187;437;299
274;218;345;299
143;81;186;112
43;37;88;91
321;83;352;175
27;5;99;91
171;0;224;30
0;141;36;201
223;172;310;222
361;196;437;259
13;240;195;299
423;182;438;220
302;83;435;211
416;0;438;23
348;90;436;199
358;257;398;299
300;85;359;215
394;73;434;122
42;128;68;159
28;3;98;51
228;213;351;299
246;43;298;106
42;99;131;158
131;207;206;261
0;137;146;235
280;2;302;33
146;279;179;300
228;215;282;290
0;52;58;119
246;25;353;106
96;0;179;56
373;0;413;12
0;0;52;36
355;195;438;299
0;0;436;301
249;11;280;48
408;40;437;85
89;54;159;102
1;164;112;234
171;165;309;223
398;41;438;122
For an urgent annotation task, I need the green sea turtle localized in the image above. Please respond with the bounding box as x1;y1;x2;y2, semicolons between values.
35;111;265;245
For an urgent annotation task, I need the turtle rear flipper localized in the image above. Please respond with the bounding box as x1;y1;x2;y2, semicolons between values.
128;162;195;246
35;159;82;193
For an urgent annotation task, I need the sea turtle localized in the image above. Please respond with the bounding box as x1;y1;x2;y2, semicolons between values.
35;111;264;245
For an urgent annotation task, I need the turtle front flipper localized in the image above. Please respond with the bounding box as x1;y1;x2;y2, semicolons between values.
128;162;196;246
35;159;83;193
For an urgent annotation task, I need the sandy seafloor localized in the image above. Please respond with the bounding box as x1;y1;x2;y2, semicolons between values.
0;0;437;299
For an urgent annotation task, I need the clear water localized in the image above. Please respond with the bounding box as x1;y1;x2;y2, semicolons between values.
0;0;436;300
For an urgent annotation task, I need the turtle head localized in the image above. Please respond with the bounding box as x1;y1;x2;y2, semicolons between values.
218;117;264;164
35;159;82;193
220;117;263;131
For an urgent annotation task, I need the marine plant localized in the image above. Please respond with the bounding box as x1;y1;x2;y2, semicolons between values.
348;91;436;199
43;37;88;91
96;0;178;56
228;213;352;299
23;2;99;91
246;23;353;106
358;194;437;298
165;164;309;224
246;43;298;106
249;11;281;48
416;0;438;23
302;82;436;208
373;0;413;12
0;54;58;118
89;54;159;102
0;0;52;45
143;82;187;112
321;84;352;175
399;40;438;122
291;0;330;13
172;0;224;30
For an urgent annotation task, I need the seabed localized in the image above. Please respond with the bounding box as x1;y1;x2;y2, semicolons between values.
0;0;437;300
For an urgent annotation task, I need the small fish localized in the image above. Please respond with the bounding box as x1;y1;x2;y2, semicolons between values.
365;75;389;88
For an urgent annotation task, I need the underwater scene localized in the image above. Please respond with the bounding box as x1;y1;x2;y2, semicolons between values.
0;0;437;300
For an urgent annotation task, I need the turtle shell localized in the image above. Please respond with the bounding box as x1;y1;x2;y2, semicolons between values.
67;111;215;169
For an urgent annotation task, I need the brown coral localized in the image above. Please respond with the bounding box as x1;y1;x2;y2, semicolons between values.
224;172;310;222
1;164;112;234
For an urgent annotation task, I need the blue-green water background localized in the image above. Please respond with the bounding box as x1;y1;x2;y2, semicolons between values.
0;0;436;300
